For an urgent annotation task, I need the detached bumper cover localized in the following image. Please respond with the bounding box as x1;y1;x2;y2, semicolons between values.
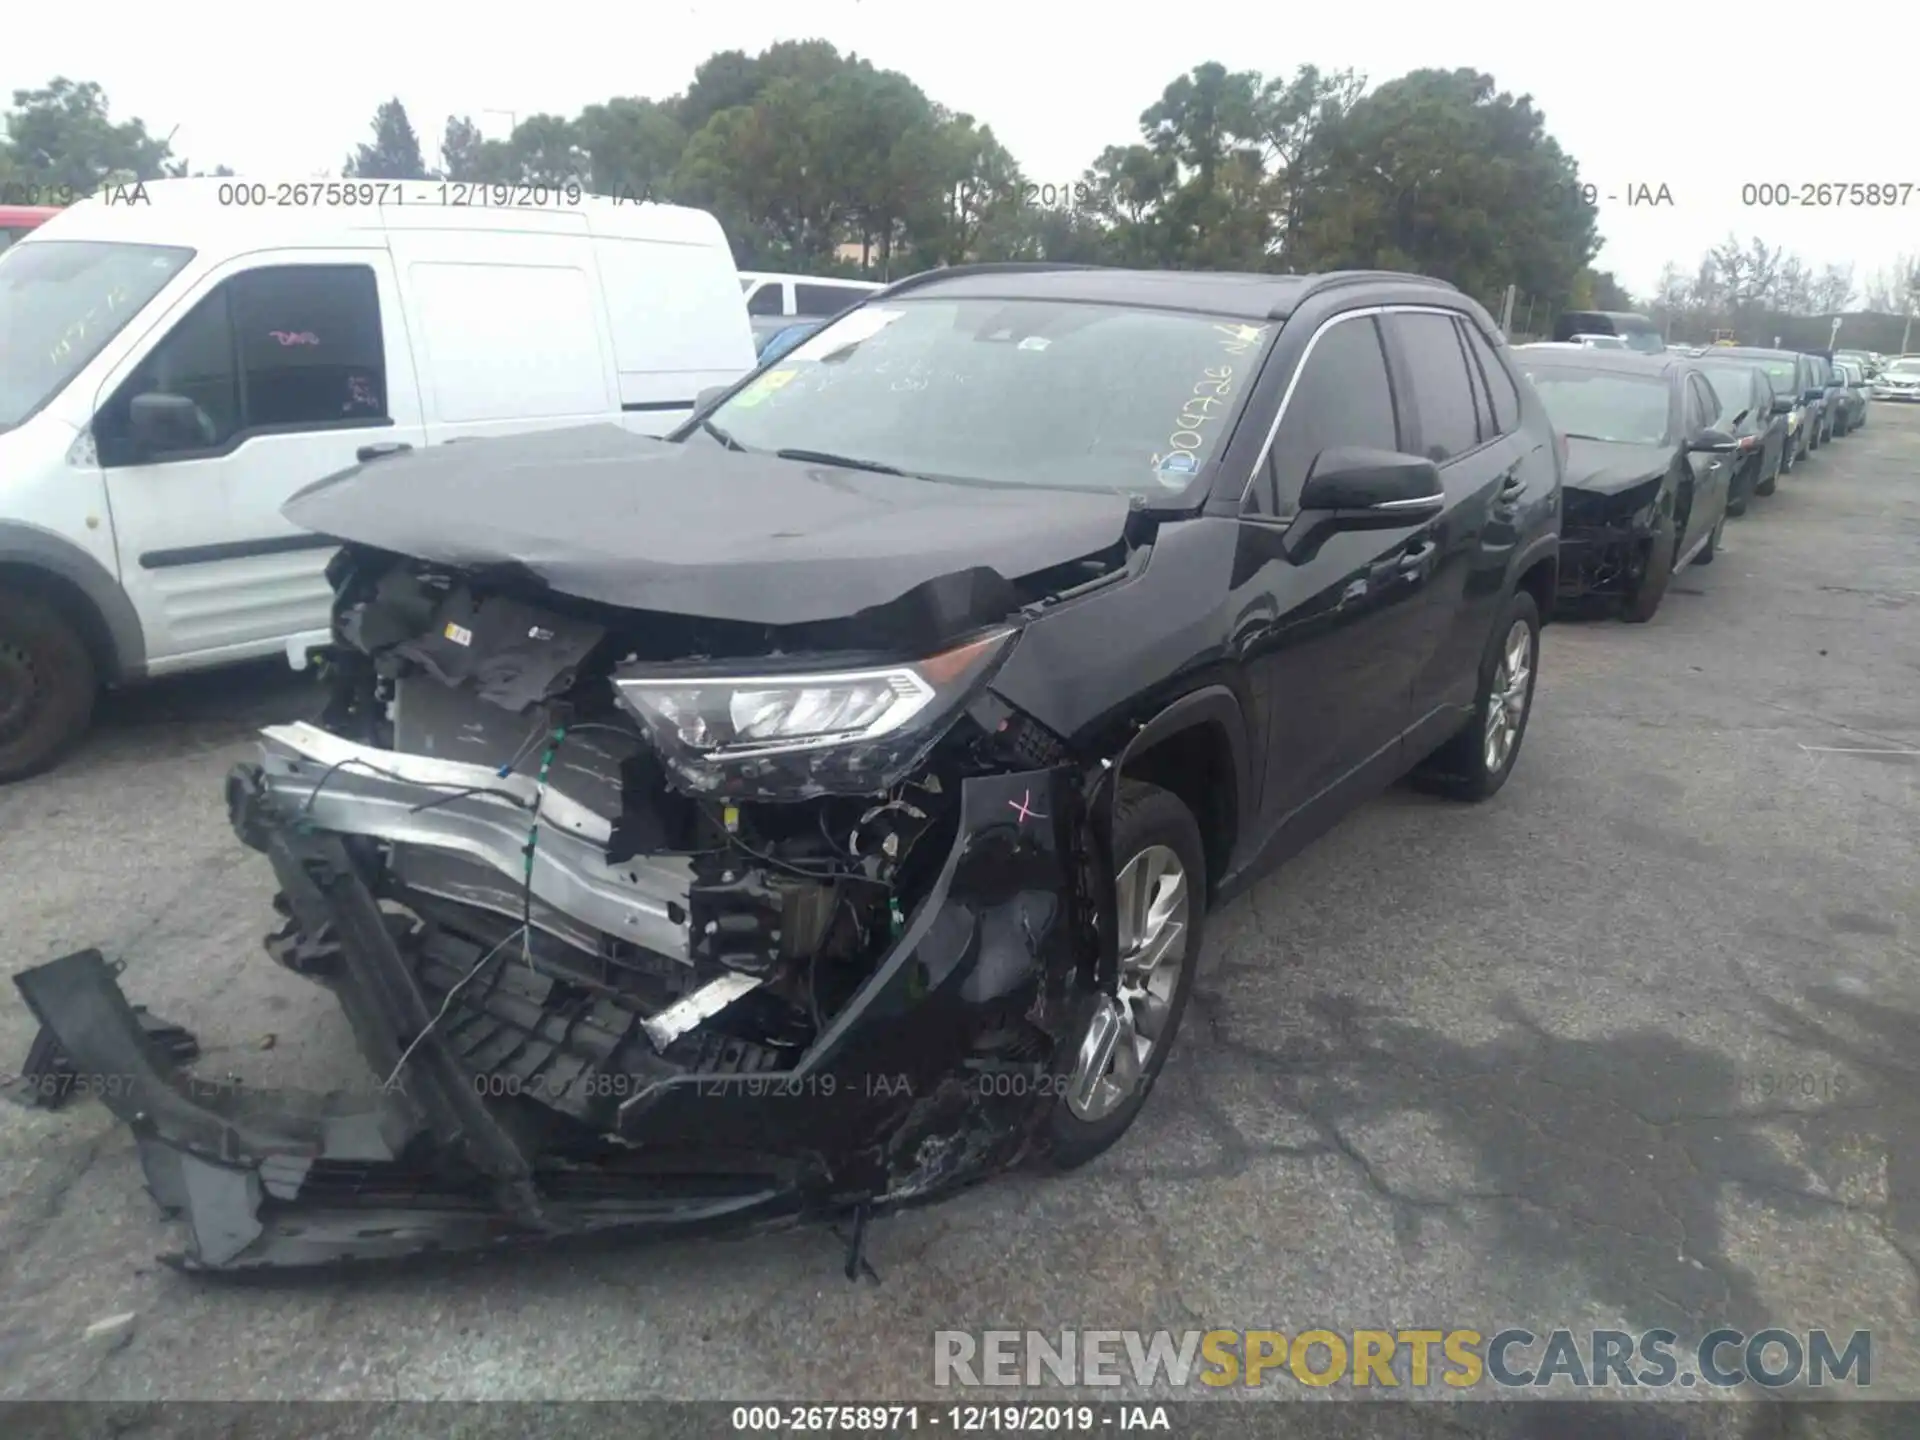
12;765;1102;1271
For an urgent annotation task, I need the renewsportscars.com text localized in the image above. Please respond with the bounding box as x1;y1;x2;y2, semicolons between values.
933;1327;1871;1390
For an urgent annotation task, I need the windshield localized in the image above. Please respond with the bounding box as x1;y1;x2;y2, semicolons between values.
1749;358;1799;394
0;240;194;432
1521;366;1671;445
698;297;1273;495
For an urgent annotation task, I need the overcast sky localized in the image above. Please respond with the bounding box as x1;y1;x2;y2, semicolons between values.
8;1;1912;301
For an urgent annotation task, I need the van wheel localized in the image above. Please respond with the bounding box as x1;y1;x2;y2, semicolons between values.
0;587;98;783
1039;781;1204;1171
1410;588;1540;803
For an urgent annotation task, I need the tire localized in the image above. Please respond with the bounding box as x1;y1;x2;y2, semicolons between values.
1039;780;1205;1171
1410;588;1540;803
1695;511;1725;566
0;586;98;783
1623;520;1675;624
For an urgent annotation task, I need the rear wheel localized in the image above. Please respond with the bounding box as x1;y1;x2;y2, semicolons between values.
0;587;98;783
1042;781;1204;1170
1623;520;1675;624
1411;588;1540;803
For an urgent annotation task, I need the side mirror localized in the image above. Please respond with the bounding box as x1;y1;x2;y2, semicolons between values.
1730;407;1750;429
1297;448;1444;525
1690;427;1738;454
1804;388;1823;403
128;392;205;455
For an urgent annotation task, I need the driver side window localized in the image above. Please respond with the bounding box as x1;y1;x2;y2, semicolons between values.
1249;314;1399;520
95;263;387;468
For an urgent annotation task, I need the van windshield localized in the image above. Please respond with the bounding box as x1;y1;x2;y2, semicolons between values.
0;240;194;433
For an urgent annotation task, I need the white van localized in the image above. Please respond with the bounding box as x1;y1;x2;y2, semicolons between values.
0;178;756;780
739;271;883;339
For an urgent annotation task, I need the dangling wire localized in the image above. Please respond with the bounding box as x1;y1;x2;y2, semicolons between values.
518;726;569;976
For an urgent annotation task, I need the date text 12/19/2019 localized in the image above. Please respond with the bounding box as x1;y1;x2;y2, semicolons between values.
211;180;659;209
687;1070;1075;1101
729;1404;1171;1431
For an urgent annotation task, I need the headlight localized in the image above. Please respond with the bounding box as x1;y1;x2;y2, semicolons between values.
614;629;1015;800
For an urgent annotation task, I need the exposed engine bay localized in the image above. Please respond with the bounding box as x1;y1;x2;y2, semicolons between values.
14;534;1140;1272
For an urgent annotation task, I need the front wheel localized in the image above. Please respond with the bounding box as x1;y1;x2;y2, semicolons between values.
0;587;98;784
1041;781;1204;1171
1695;511;1725;566
1623;520;1675;623
1410;588;1540;803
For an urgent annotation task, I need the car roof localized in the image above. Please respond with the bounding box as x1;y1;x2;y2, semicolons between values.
1705;346;1804;363
873;262;1467;322
1514;346;1680;376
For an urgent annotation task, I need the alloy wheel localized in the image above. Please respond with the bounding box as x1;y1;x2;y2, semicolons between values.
1482;618;1533;774
1066;843;1190;1122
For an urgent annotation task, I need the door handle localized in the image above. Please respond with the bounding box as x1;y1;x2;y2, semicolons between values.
356;442;414;463
1498;473;1526;499
1397;540;1437;573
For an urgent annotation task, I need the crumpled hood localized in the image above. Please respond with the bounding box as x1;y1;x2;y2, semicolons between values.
282;424;1133;625
1562;437;1671;496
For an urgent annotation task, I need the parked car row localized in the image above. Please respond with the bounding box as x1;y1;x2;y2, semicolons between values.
1513;332;1872;622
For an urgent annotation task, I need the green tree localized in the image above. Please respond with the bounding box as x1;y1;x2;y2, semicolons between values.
576;98;684;199
3;78;176;188
439;115;487;180
1293;68;1599;309
345;98;429;179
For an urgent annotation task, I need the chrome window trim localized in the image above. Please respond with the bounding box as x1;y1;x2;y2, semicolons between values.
1240;302;1481;511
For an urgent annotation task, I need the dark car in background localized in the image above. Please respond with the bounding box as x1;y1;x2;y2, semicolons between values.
1832;360;1869;433
1693;356;1787;512
1714;347;1818;467
1835;348;1880;380
1515;345;1734;623
1808;355;1845;446
1553;309;1665;355
25;265;1563;1270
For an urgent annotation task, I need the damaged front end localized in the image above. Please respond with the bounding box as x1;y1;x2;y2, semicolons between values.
16;545;1126;1272
1554;476;1667;601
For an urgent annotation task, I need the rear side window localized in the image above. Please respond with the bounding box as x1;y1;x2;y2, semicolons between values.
793;283;863;316
1255;313;1398;519
746;282;783;317
1461;322;1522;436
1392;311;1480;462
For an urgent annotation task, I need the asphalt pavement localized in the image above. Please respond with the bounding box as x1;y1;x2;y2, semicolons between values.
1;409;1916;1404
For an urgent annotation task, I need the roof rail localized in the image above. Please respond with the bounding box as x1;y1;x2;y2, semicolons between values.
1308;270;1461;295
873;261;1106;301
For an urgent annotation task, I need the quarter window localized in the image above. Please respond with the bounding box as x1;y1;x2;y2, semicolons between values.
1255;314;1398;519
1392;311;1481;462
96;263;387;466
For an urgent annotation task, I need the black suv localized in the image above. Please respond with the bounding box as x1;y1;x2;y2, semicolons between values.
17;265;1563;1271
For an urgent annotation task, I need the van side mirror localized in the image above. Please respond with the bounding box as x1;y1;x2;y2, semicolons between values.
128;392;205;455
695;384;730;412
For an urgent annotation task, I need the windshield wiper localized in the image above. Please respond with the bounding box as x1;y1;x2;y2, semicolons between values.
700;417;745;451
774;447;906;476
